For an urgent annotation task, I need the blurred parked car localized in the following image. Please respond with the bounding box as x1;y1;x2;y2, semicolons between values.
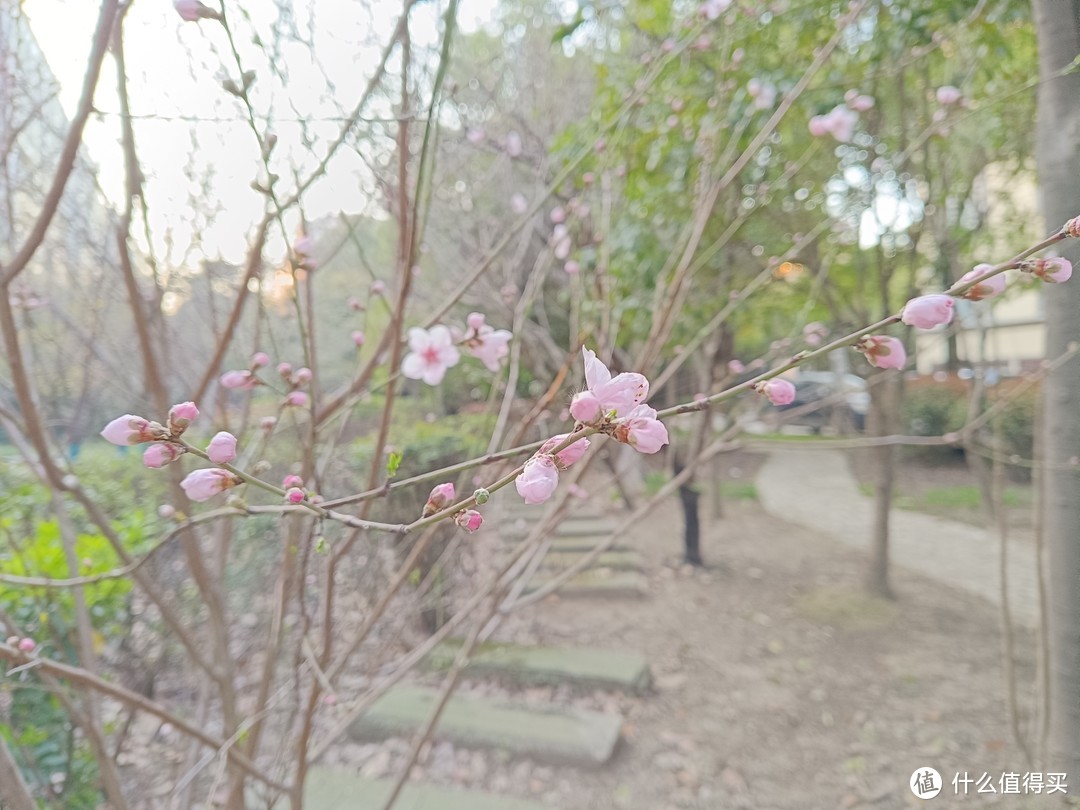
775;370;869;432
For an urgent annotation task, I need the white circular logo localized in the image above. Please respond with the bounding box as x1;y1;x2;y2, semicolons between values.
910;767;943;799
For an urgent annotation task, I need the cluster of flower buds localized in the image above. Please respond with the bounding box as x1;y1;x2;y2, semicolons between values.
5;636;36;653
421;482;485;533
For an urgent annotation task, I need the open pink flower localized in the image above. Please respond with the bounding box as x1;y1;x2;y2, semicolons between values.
181;468;240;502
810;105;858;142
539;434;591;467
614;405;670;454
755;378;796;406
1027;257;1073;284
901;294;955;329
576;347;649;420
402;326;460;385
143;443;184;469
464;315;512;372
220;370;257;390
101;414;161;446
515;455;560;505
955;264;1006;301
206;432;238;464
424;482;456;516
455;509;484;533
856;336;906;370
167;401;199;434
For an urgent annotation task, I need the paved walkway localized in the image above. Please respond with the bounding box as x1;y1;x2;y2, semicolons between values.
756;448;1040;627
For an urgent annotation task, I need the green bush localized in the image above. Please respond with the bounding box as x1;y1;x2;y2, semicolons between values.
903;385;966;437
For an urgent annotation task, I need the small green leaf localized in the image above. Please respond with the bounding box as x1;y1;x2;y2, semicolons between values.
386;451;403;478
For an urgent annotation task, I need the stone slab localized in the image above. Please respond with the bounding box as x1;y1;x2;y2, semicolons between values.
425;640;651;693
304;768;547;810
556;519;617;537
523;570;649;599
541;550;643;572
348;685;623;767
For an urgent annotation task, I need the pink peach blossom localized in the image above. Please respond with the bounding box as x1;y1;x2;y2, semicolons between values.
352;331;366;347
285;487;305;504
348;297;364;311
168;401;199;433
143;442;184;469
901;294;955;329
803;322;828;347
728;359;745;375
564;260;581;275
856;335;907;370
614;405;670;454
251;352;270;368
510;193;528;214
756;378;796;406
848;94;875;112
283;474;304;489
936;85;962;105
158;504;176;519
1027;257;1073;284
181;468;240;502
956;264;1006;301
505;131;523;157
515;455;560;505
260;416;277;433
402;325;460;385
206;432;238;464
277;362;293;377
220;370;257;390
17;637;35;653
539;434;592;467
370;280;386;295
293;367;313;384
550;206;566;224
101;414;160;446
455;509;484;533
465;316;512;373
808;116;830;137
580;347;649;418
174;0;217;21
285;391;309;407
424;482;456;516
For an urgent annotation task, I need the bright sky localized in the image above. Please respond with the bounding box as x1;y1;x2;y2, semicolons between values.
23;0;498;267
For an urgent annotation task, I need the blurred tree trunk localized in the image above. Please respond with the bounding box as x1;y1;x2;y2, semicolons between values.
866;372;900;598
1033;0;1080;776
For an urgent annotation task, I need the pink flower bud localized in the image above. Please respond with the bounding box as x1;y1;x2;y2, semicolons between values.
370;281;386;295
251;352;270;369
755;378;796;406
901;294;955;329
261;416;277;433
955;264;1006;301
352;331;366;347
286;391;309;407
1027;257;1073;284
564;260;581;275
293;367;313;384
550;206;566;224
158;504;176;519
174;0;217;21
539;434;591;467
277;362;293;377
467;312;486;331
613;405;670;454
167;401;199;434
510;193;528;214
802;322;828;347
206;431;238;464
455;509;484;533
515;455;560;505
936;85;962;105
849;94;875;112
285;487;305;504
856;335;907;370
570;391;602;423
181;468;240;502
220;370;257;390
348;297;364;311
1064;216;1080;238
808;115;830;137
424;482;456;516
568;483;589;499
143;442;184;469
728;360;745;375
101;414;160;446
17;637;35;653
283;474;304;489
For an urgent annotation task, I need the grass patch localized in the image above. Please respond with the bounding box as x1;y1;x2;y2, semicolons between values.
793;585;896;630
856;482;1030;514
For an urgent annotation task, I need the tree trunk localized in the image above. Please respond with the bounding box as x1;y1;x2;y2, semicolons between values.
866;372;900;598
1033;0;1080;776
674;460;704;566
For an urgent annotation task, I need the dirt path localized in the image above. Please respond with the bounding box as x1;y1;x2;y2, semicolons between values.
755;447;1041;628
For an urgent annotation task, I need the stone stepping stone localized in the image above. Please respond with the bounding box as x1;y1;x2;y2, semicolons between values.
348;685;622;767
547;537;630;553
556;518;617;537
304;768;546;810
541;549;643;572
523;570;649;599
425;640;651;693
